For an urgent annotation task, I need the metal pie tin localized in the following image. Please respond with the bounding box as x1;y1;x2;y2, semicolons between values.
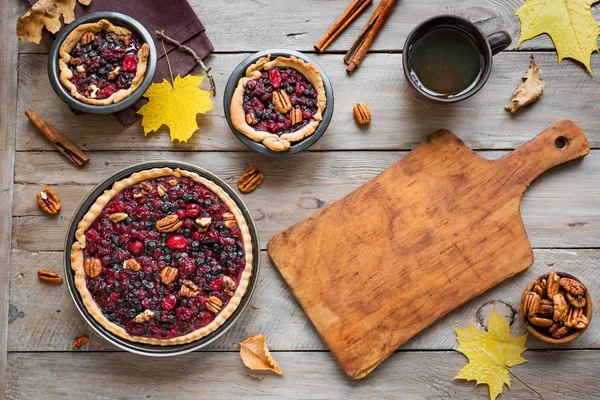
64;161;260;356
48;11;157;114
223;49;335;155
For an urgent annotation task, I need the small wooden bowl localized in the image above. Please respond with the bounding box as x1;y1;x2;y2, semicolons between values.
522;272;592;344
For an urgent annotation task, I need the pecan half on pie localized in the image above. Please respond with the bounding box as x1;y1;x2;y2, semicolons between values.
230;55;327;152
70;168;253;345
58;19;149;105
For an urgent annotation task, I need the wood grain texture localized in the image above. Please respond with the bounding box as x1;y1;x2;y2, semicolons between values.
11;150;600;251
7;350;600;399
0;0;19;396
8;249;600;352
16;0;600;54
15;52;600;152
268;123;590;378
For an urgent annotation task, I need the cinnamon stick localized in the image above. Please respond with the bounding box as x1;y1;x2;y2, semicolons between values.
25;109;89;167
314;0;373;53
344;0;398;74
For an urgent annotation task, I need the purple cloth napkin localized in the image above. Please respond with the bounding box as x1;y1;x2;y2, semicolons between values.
29;0;214;126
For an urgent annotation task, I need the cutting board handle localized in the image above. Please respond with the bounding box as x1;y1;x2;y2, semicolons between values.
495;120;590;191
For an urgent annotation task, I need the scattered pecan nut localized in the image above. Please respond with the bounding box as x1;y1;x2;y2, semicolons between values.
290;108;303;125
181;280;199;298
123;259;141;272
108;66;121;81
86;84;99;99
206;296;223;314
353;102;371;124
238;166;264;194
566;292;586;309
133;310;155;324
108;212;128;223
156;215;183;233
70;57;82;66
559;277;586;296
157;184;167;197
272;90;292;114
549;322;570;339
38;269;63;285
223;212;237;229
222;276;237;296
246;111;258;125
552;293;569;322
520;291;541;317
81;31;95;45
168;179;178;186
37;187;61;215
72;335;89;349
546;272;560;298
195;217;212;232
139;181;152;192
83;258;102;278
528;316;553;327
160;266;179;284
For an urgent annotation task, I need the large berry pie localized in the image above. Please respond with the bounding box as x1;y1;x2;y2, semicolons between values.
58;19;149;105
70;167;253;345
230;55;327;152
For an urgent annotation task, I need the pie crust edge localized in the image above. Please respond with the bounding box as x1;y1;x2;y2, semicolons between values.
70;167;254;346
58;19;150;106
230;55;327;152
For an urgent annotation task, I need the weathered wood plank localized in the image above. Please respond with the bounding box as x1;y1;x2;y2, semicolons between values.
16;52;600;152
12;151;600;250
8;249;600;351
17;0;600;53
0;0;20;396
7;350;600;399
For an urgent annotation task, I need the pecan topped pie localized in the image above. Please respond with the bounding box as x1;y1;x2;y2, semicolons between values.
58;19;149;105
230;55;327;152
70;167;253;345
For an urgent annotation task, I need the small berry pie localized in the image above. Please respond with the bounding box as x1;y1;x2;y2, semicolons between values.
230;55;327;152
70;167;253;345
58;19;149;105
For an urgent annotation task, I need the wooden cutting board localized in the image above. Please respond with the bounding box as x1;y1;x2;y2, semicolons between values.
267;121;590;379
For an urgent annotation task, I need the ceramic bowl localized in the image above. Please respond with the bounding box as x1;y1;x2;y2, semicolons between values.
223;49;334;155
521;272;592;344
48;11;157;114
64;161;260;356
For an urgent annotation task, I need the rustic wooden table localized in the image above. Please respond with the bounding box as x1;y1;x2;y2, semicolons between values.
1;0;599;398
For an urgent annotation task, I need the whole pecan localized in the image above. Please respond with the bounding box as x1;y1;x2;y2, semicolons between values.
559;277;586;296
156;215;183;233
546;272;560;299
552;293;568;322
223;212;237;229
123;259;141;272
83;258;102;278
38;268;63;285
272;90;292;114
108;212;128;223
181;280;199;298
238;166;264;194
528;316;553;327
566;292;586;309
72;335;89;349
246;111;258;125
160;266;179;284
290;108;303;125
353;102;371;124
133;310;154;324
520;291;540;317
565;307;589;329
532;278;546;297
549;322;570;339
37;187;61;215
81;31;95;45
206;296;223;314
222;276;237;296
536;298;554;318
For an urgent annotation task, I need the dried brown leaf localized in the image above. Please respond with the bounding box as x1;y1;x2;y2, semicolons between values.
239;334;284;375
17;0;92;44
505;56;545;113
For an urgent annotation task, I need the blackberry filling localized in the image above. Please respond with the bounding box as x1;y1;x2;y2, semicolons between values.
67;29;142;100
242;67;319;135
83;175;246;339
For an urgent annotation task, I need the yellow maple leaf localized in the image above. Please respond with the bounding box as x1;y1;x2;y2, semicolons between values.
515;0;600;74
454;310;528;400
138;75;213;143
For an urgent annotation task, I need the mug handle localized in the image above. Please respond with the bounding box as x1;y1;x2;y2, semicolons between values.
486;31;511;55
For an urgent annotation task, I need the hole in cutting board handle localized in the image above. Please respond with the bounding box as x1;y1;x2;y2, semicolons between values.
555;136;568;149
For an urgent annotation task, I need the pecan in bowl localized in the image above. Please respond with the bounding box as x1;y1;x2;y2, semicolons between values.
521;272;592;344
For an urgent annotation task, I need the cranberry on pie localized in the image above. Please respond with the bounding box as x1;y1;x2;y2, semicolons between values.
59;19;149;106
70;168;253;345
230;55;327;152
